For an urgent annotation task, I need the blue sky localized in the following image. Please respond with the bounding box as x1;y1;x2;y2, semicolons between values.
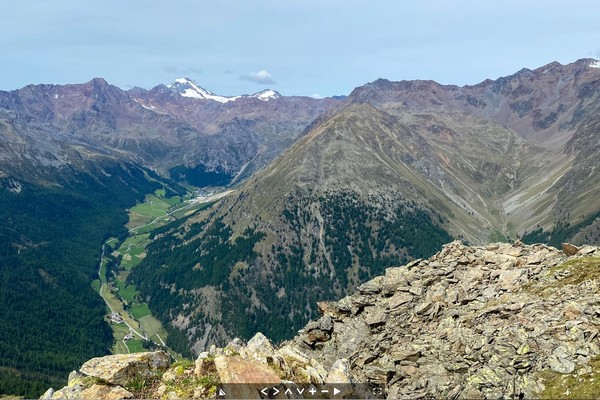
2;1;600;97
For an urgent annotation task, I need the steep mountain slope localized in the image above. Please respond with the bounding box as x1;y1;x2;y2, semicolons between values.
130;102;538;354
349;58;600;239
131;59;600;357
0;157;166;397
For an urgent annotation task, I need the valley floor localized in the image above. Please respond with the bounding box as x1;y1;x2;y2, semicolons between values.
91;187;230;357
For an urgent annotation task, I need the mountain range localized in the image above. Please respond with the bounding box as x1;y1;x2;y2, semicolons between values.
1;59;600;396
0;77;338;186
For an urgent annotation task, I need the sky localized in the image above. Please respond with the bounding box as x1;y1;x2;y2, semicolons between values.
2;1;600;97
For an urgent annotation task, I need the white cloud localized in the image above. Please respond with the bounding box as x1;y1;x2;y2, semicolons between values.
240;70;276;84
309;93;324;99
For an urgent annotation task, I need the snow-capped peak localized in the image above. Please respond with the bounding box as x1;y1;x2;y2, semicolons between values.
589;60;600;69
251;89;281;101
167;78;240;103
167;78;281;103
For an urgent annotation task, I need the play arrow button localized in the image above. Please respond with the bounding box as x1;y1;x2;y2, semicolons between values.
333;387;341;396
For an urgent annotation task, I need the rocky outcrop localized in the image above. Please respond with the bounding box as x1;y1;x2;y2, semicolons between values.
40;352;169;400
289;240;600;399
79;351;170;387
42;241;600;399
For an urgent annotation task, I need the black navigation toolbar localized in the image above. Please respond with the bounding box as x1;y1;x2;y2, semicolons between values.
215;383;385;399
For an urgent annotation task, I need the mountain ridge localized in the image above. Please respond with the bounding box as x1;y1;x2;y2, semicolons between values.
0;77;340;184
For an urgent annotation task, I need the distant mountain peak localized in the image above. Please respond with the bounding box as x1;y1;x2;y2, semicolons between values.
166;78;281;103
167;78;239;103
589;59;600;69
251;89;281;101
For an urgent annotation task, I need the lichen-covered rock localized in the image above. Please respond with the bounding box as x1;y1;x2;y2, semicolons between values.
79;351;170;386
325;358;351;384
80;384;133;400
42;373;88;399
41;375;133;400
213;356;280;399
223;337;245;356
283;241;600;399
241;332;275;363
40;388;54;399
214;356;280;384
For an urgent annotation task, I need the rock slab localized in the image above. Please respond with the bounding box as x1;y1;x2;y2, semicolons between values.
79;351;170;386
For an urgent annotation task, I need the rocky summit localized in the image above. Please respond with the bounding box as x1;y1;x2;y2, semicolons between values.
42;241;600;399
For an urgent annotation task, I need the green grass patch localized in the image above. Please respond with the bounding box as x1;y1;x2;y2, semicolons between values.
536;356;600;399
126;189;182;230
133;217;174;235
163;372;220;399
170;200;215;219
91;279;101;293
115;279;138;303
171;359;194;370
99;186;201;360
130;246;146;258
116;234;150;270
123;233;150;248
126;339;146;353
525;257;600;296
545;256;600;287
130;303;151;319
489;229;509;243
550;257;600;286
99;284;142;335
99;261;107;285
139;315;166;338
163;195;182;207
131;195;171;218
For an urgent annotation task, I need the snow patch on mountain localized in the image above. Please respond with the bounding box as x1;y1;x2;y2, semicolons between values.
168;78;240;103
252;89;281;101
589;60;600;69
168;78;280;102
